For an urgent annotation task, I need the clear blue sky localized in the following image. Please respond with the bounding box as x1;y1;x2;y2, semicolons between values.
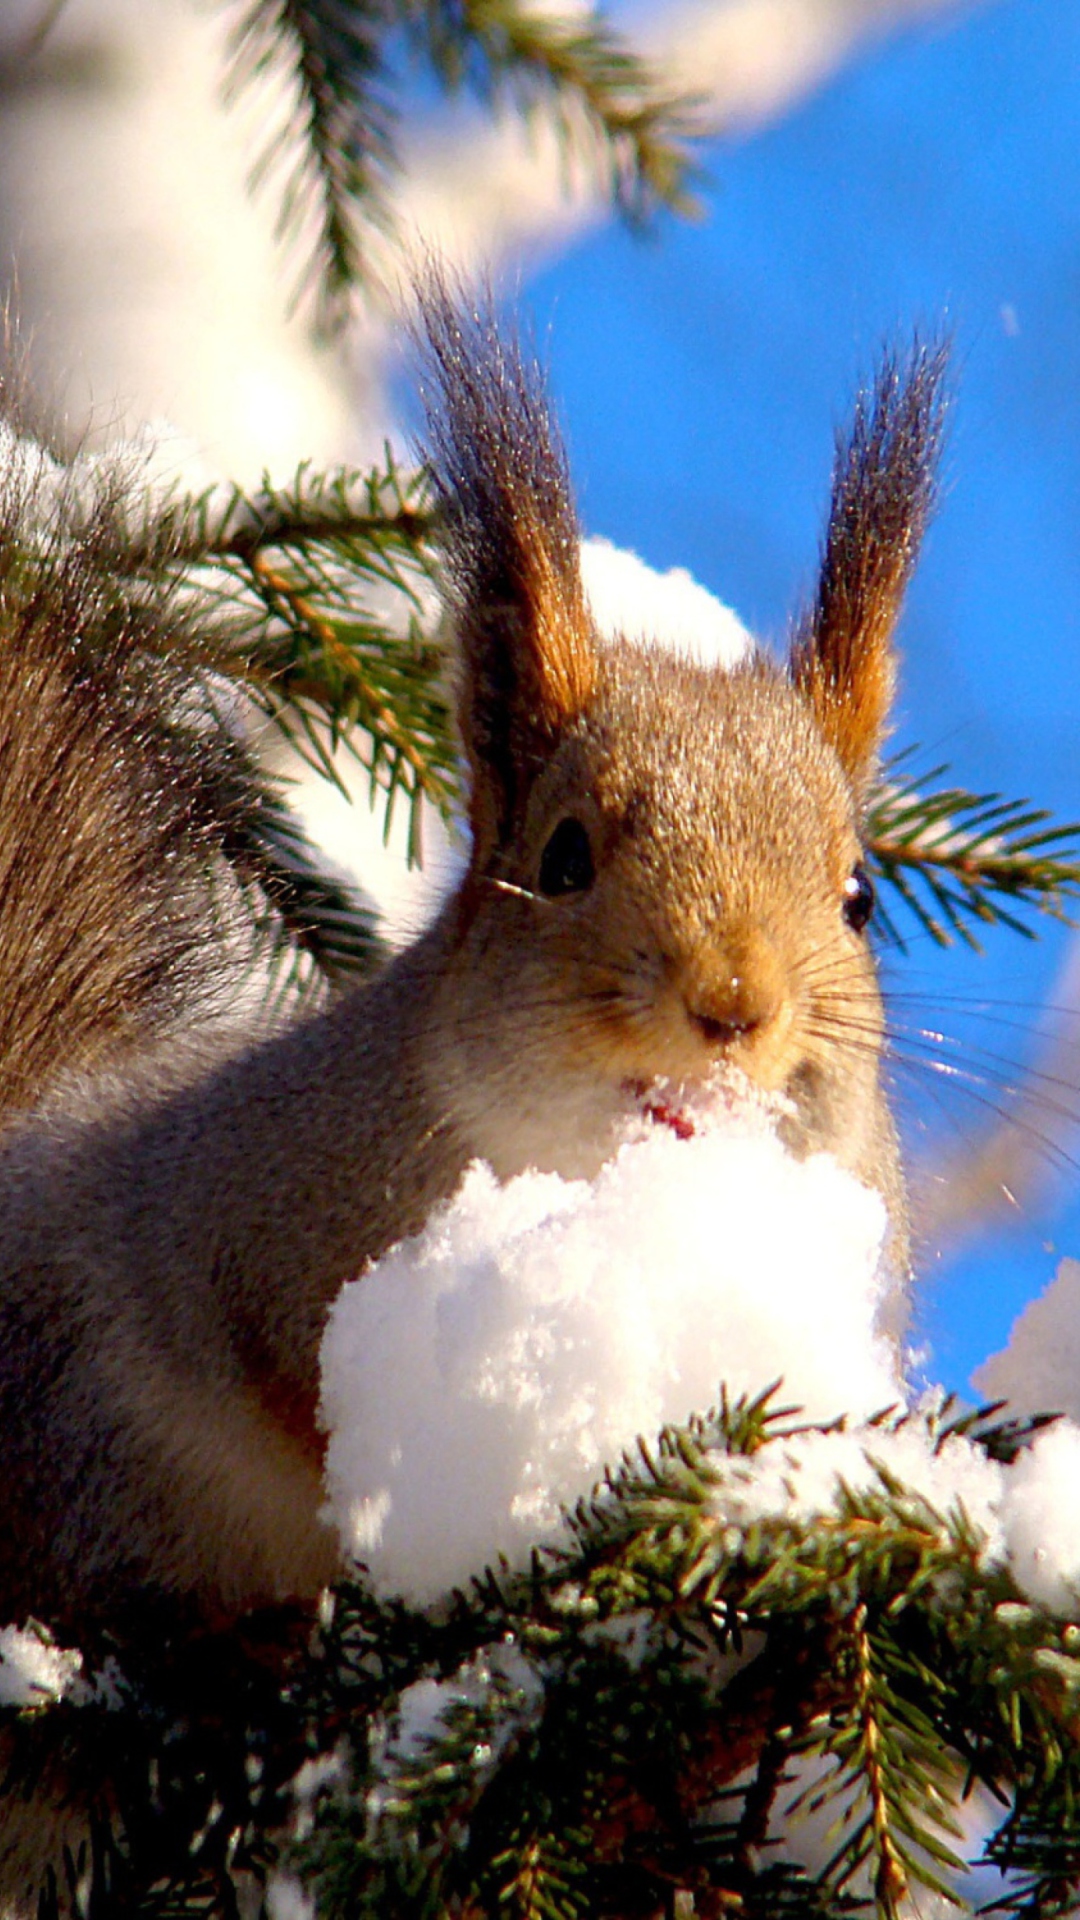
524;0;1080;1394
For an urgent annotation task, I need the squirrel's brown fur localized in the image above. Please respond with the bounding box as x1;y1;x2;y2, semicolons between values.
0;446;270;1118
0;291;946;1656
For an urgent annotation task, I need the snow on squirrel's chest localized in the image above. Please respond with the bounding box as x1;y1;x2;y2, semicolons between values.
318;1100;897;1605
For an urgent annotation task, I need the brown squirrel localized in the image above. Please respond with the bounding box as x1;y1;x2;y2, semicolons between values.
0;285;945;1645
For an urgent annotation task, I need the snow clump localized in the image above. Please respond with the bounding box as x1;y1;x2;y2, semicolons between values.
0;1623;84;1709
320;1097;898;1604
580;536;752;668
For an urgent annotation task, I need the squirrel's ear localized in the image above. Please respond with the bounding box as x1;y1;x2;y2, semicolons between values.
790;339;949;801
417;273;597;854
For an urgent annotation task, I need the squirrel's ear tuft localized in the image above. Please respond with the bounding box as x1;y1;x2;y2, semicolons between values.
416;269;597;852
790;337;949;801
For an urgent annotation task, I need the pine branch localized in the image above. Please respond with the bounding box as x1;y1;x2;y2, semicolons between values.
8;1399;1080;1919
126;455;437;569
126;456;458;871
223;0;396;332
234;786;386;991
867;754;1080;950
219;0;701;327
410;0;704;225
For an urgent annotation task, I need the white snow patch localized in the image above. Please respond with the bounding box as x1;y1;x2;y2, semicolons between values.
999;1420;1080;1614
0;1623;83;1708
971;1255;1080;1614
767;1751;1004;1913
386;1643;542;1772
581;535;752;668
265;1875;315;1920
320;1106;896;1604
364;1642;544;1840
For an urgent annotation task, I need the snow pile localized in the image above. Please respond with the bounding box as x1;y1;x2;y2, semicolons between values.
580;535;753;668
684;1237;1080;1621
320;1100;898;1604
972;1260;1080;1613
320;1079;1080;1618
998;1422;1080;1613
0;1623;83;1709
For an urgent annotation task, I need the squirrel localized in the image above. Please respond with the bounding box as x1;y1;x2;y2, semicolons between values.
0;282;945;1646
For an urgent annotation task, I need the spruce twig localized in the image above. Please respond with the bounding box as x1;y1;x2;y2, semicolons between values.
7;1399;1080;1917
122;456;458;871
411;0;703;224
223;0;396;331
866;754;1080;950
220;0;701;328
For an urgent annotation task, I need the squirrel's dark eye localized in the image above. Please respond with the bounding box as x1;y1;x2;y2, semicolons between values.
539;818;595;897
843;863;875;934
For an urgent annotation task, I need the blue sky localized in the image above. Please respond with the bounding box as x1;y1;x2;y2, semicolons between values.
523;0;1080;1392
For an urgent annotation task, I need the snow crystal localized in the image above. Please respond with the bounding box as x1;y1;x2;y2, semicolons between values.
0;1623;83;1708
320;1107;896;1603
580;535;752;668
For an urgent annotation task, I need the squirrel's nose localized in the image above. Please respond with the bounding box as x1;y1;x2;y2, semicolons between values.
688;1005;753;1046
681;931;787;1049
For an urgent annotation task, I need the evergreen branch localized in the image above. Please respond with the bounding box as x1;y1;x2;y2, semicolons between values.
235;787;386;989
867;756;1080;950
125;457;438;571
124;457;459;868
411;0;703;224
223;0;396;331
219;0;701;324
10;1398;1080;1917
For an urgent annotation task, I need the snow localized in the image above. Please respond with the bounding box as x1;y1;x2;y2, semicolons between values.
580;535;753;667
320;1074;1080;1621
972;1254;1080;1613
365;1642;545;1836
0;1623;83;1708
265;1876;315;1920
378;1642;542;1774
708;1419;1006;1554
766;1750;1007;1916
320;1091;899;1604
998;1421;1080;1614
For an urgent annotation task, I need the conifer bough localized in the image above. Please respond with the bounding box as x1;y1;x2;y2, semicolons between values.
223;0;703;329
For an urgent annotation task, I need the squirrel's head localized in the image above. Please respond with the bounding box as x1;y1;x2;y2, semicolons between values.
418;276;946;1240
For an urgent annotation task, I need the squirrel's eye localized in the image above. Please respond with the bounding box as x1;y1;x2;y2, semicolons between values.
539;818;595;897
843;863;875;934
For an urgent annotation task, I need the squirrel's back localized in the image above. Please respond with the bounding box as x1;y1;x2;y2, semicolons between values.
0;436;265;1121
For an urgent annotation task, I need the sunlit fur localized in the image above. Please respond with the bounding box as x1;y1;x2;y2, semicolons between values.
0;434;262;1115
436;641;891;1198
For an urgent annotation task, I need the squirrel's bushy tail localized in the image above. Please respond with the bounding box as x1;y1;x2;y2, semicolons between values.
0;431;263;1120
